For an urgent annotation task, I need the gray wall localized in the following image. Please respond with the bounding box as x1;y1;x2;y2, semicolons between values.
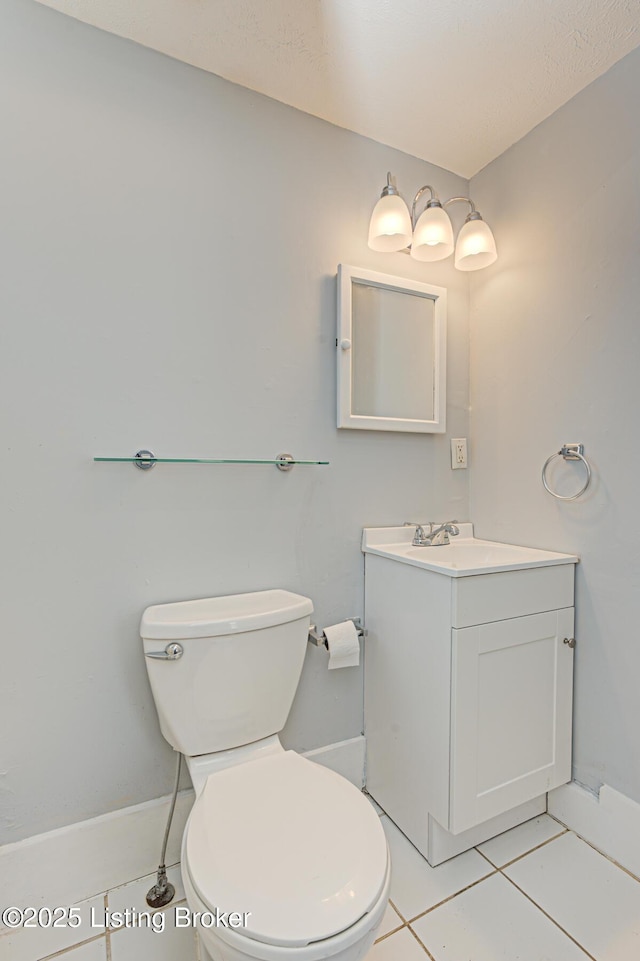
0;0;470;843
469;47;640;804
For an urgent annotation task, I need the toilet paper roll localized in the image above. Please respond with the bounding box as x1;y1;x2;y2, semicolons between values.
325;620;360;670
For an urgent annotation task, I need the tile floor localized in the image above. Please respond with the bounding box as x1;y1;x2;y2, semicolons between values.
2;798;639;961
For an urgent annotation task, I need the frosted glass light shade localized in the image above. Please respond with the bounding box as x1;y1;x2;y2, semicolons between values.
454;218;497;271
368;194;412;252
410;205;454;261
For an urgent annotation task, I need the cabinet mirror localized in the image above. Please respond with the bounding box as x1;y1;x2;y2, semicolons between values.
337;265;446;433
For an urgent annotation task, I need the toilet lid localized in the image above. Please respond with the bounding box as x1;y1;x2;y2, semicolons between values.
185;751;388;948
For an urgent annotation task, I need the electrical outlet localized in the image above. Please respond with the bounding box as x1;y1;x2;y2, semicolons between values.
451;437;468;469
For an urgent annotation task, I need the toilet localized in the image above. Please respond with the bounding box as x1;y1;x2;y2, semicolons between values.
140;589;391;961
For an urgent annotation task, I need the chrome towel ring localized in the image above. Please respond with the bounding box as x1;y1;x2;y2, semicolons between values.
542;444;592;501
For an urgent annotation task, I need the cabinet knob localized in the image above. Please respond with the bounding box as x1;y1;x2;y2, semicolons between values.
340;339;352;350
563;637;576;649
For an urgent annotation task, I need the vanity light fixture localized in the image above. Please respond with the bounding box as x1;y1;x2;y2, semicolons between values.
368;172;497;271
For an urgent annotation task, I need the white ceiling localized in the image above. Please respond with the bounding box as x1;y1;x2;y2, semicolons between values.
35;0;640;177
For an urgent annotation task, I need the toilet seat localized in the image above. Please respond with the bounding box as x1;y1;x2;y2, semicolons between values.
185;751;388;949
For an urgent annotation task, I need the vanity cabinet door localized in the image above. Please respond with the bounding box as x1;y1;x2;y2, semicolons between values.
449;608;574;834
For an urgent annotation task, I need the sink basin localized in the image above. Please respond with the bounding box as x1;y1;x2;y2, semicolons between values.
404;542;560;569
362;524;578;577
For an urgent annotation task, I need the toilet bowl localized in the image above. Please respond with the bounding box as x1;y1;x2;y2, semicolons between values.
141;590;390;961
182;748;390;961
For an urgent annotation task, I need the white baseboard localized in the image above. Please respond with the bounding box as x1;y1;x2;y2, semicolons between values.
548;781;640;880
303;735;366;788
0;735;366;912
0;789;195;917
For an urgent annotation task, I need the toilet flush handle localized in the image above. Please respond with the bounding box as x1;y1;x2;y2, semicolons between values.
145;642;184;661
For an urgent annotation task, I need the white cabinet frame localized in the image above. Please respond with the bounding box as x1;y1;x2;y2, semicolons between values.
337;265;447;433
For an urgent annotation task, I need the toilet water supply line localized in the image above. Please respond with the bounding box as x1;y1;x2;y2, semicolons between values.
146;751;182;908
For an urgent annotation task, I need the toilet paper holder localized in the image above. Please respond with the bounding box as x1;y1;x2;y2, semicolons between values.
308;617;367;649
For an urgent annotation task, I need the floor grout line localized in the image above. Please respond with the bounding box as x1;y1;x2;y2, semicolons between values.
373;898;407;943
38;933;107;961
500;869;597;960
475;845;498;867
568;830;640;885
406;867;499;925
545;812;640;884
489;819;640;883
104;893;112;961
407;923;437;959
388;897;407;923
483;826;570;871
374;921;406;944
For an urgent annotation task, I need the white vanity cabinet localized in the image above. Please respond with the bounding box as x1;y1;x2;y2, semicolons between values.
363;526;578;865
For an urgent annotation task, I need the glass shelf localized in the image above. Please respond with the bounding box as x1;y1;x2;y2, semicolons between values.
94;451;329;472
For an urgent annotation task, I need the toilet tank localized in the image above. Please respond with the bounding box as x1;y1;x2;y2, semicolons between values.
140;590;313;756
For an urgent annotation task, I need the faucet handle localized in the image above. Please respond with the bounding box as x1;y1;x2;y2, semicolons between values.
404;522;434;547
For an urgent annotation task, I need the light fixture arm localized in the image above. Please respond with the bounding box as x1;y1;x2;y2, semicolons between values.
443;196;482;222
411;185;440;227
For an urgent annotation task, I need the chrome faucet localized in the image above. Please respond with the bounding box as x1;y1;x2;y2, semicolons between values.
427;521;460;546
404;520;460;547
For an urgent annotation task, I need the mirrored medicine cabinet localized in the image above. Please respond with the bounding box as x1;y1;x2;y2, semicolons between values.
336;265;447;433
